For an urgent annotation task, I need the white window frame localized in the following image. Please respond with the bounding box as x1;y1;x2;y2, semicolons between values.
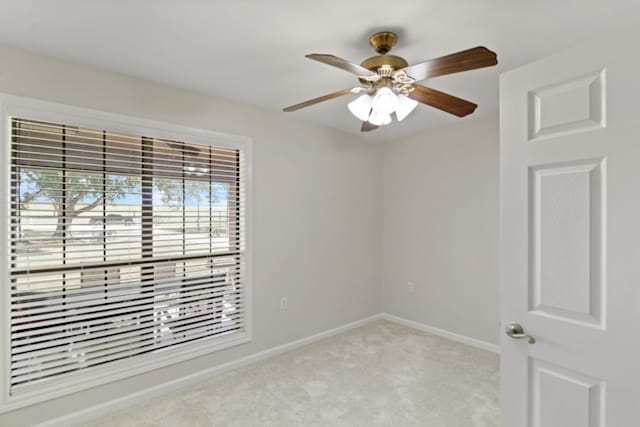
0;94;253;412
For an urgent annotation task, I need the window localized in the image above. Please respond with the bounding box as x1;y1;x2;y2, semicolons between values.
6;115;249;400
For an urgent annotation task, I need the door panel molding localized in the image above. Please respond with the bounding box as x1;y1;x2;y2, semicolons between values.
528;69;606;142
529;358;605;427
527;158;606;329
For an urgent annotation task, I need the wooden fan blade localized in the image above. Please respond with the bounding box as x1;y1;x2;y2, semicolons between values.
399;47;497;82
409;85;477;117
361;121;378;132
283;88;356;112
306;54;377;77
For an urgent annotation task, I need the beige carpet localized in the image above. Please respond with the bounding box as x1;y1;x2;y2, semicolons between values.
86;320;500;427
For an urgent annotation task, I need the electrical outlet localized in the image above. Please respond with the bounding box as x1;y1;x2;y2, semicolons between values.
407;282;415;293
280;297;288;310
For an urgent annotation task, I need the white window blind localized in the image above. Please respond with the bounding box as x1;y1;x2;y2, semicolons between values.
8;118;247;395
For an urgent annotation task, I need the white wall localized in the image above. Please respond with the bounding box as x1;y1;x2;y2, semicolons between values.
0;45;383;427
381;115;500;345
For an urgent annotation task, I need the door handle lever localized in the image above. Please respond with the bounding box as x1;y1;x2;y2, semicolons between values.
505;322;536;344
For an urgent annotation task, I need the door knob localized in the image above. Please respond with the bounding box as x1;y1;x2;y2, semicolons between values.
505;322;536;344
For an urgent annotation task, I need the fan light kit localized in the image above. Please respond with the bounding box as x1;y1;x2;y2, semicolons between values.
349;90;419;124
283;31;498;132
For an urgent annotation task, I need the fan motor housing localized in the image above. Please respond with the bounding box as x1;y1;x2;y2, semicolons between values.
361;32;409;73
360;55;409;72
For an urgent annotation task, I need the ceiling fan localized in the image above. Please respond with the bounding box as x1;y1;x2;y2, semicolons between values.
283;31;498;132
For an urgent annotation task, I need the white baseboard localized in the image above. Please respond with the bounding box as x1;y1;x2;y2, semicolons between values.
381;313;500;354
37;314;383;427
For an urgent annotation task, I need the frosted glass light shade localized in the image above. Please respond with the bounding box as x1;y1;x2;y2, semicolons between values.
348;94;372;121
371;87;398;115
395;95;419;121
368;111;392;126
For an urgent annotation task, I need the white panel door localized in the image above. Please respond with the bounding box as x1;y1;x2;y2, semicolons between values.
500;29;640;427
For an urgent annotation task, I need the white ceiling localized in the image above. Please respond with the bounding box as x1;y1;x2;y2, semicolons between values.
0;0;638;141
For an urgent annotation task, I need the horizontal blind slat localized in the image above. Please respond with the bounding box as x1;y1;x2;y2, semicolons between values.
11;286;244;327
11;321;244;385
9;285;243;338
12;308;244;363
11;280;241;317
12;269;241;305
11;299;243;355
